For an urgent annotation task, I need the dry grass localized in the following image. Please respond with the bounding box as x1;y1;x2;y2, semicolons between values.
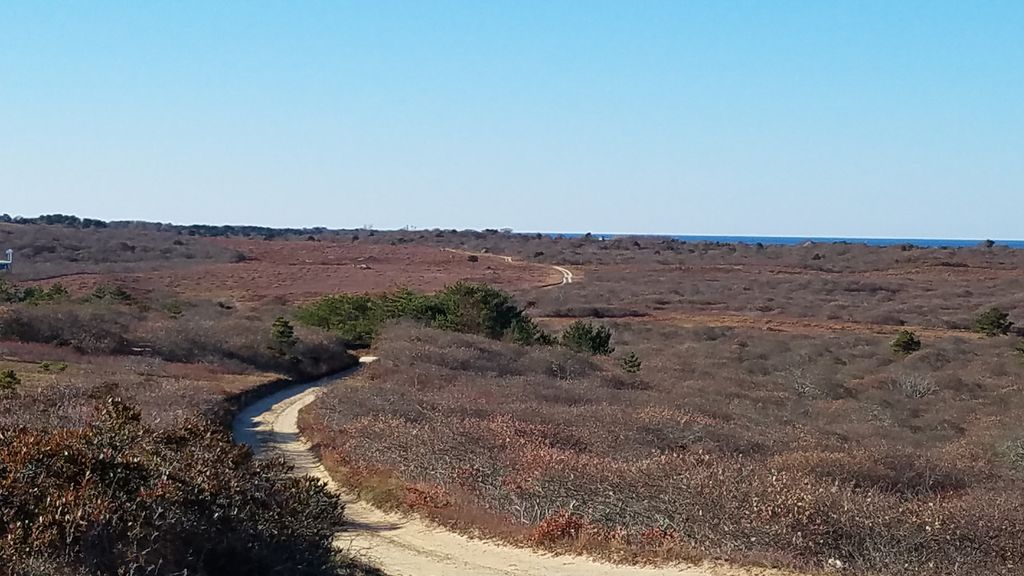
0;295;355;376
7;221;1024;574
4;223;554;304
16;222;1019;330
0;277;368;573
351;230;1024;332
520;248;1024;332
0;342;276;429
0;222;245;281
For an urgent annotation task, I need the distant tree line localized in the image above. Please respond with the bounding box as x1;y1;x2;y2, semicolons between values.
1;213;108;228
0;213;329;239
0;213;525;241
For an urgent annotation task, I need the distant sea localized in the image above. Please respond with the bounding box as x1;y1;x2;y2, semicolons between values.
548;234;1024;249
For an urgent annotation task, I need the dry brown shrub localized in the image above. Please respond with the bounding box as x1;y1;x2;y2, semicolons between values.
531;511;587;544
302;323;1024;575
0;400;374;576
403;483;453;510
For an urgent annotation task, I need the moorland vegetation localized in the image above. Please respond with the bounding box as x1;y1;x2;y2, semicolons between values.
0;225;370;575
303;321;1024;576
0;400;380;576
6;216;1024;575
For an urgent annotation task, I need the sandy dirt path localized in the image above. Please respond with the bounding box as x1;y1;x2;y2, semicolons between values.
233;359;775;576
441;248;575;287
551;264;574;284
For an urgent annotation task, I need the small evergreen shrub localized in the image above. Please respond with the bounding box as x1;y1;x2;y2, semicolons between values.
91;284;135;304
890;330;922;356
560;320;614;355
0;280;69;304
39;361;69;373
164;300;186;317
975;307;1013;336
0;369;20;394
271;316;298;351
1006;439;1024;472
620;351;642;373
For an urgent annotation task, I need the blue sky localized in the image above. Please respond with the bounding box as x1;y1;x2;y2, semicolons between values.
2;1;1021;237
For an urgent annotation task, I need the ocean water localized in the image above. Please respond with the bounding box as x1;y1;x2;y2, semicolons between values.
549;234;1024;249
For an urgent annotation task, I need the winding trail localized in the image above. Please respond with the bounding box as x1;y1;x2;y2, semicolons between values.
233;358;773;576
231;252;791;575
441;247;574;287
551;264;574;285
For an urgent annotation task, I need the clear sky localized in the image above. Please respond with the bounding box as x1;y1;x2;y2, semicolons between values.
2;1;1022;238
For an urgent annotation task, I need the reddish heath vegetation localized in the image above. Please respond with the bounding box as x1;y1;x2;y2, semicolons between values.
301;322;1024;576
0;220;378;575
0;400;371;576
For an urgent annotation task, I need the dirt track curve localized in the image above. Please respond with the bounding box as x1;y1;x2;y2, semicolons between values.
441;248;574;287
233;358;785;576
551;264;574;285
231;253;793;576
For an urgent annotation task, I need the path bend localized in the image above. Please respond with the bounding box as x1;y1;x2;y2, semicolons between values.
232;358;754;576
441;248;575;287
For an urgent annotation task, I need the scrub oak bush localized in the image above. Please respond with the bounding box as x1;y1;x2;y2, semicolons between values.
0;303;131;355
303;324;1024;575
0;299;354;379
0;400;368;576
0;219;252;281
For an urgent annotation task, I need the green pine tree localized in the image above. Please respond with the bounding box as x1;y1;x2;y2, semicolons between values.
560;321;614;355
270;317;298;351
0;369;20;394
620;352;642;374
975;307;1014;337
890;330;922;356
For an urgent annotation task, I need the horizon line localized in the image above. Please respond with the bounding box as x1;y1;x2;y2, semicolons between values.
3;215;1020;243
